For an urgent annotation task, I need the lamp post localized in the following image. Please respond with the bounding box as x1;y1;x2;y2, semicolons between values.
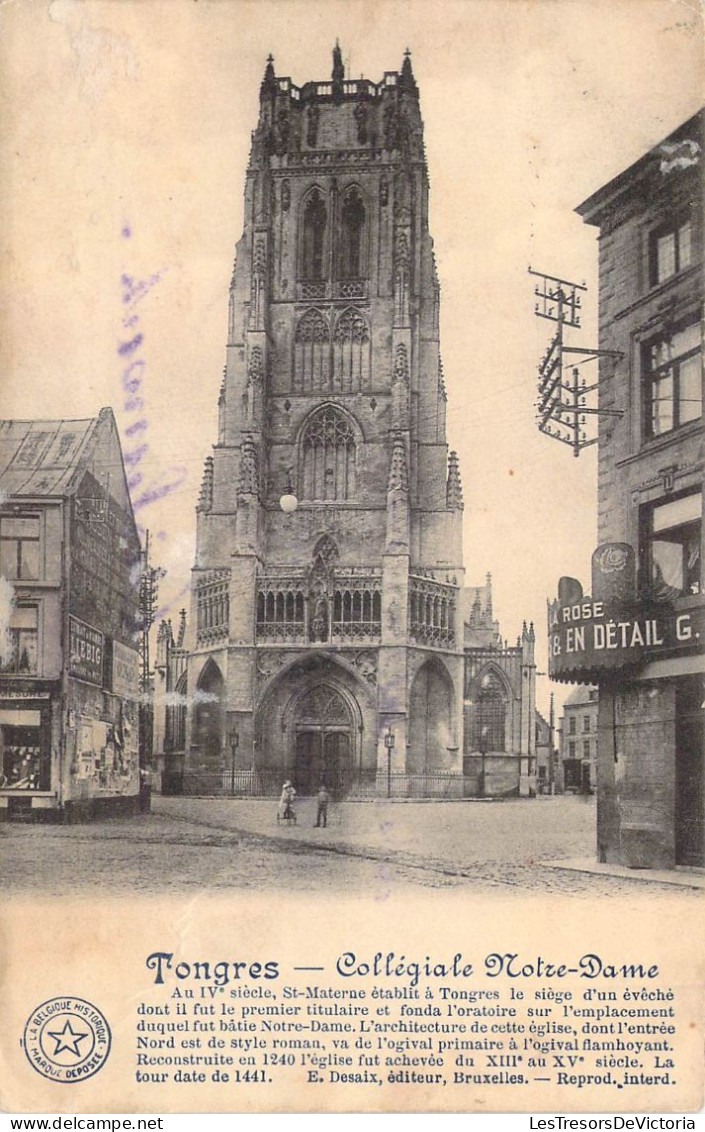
229;727;239;797
384;725;395;799
479;724;488;798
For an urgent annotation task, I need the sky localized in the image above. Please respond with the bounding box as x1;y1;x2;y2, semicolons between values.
1;0;702;717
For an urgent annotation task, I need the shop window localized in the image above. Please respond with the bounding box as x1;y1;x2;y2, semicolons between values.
649;216;693;287
641;489;702;598
0;515;40;580
0;709;44;790
301;189;327;281
643;319;702;438
1;606;38;675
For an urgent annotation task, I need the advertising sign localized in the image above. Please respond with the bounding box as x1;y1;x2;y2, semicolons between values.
68;615;104;686
111;640;140;700
548;575;703;682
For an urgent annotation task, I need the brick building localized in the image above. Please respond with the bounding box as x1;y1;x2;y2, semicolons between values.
0;408;143;820
161;48;536;799
550;110;703;867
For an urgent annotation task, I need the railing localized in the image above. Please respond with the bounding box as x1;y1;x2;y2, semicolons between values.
160;770;471;800
256;571;382;645
277;73;398;103
195;569;230;648
408;575;457;649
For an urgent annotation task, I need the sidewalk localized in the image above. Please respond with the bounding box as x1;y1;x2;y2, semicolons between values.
153;795;704;891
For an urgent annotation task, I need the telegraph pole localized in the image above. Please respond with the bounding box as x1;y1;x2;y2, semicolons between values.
138;530;165;808
529;266;622;456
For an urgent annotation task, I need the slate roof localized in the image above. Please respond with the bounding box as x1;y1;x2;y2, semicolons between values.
0;413;105;499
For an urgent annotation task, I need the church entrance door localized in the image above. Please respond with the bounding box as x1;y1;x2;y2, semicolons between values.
293;686;354;798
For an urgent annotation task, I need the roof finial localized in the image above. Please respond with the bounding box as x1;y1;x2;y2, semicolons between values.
399;46;418;97
332;40;345;102
260;53;276;98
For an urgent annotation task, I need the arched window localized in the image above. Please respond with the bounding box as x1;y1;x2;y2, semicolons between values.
472;670;507;753
294;308;330;393
339;189;366;278
332;307;370;391
301;189;327;281
300;406;356;502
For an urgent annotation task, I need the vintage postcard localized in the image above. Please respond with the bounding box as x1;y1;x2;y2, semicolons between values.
0;0;703;1116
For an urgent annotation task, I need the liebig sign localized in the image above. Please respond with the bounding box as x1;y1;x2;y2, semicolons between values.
68;615;104;686
548;543;703;683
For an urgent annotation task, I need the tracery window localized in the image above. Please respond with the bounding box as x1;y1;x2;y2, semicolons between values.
332;307;370;391
294;308;331;393
301;189;327;281
339;189;366;279
300;406;356;501
471;671;507;753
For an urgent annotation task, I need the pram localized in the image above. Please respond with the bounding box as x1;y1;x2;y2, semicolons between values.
277;783;297;825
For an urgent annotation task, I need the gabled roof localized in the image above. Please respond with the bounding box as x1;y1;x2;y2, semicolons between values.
0;416;100;498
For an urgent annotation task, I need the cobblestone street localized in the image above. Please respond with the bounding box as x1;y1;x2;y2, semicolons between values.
2;795;701;899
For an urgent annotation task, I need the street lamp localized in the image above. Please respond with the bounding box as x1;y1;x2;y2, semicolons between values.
384;725;395;799
479;724;488;798
229;727;239;797
279;467;298;514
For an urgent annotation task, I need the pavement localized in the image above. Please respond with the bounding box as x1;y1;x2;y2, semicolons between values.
2;794;701;897
153;793;705;896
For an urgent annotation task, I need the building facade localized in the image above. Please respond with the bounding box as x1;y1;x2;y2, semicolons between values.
549;111;703;867
463;580;537;797
0;409;143;820
558;686;598;794
173;49;467;798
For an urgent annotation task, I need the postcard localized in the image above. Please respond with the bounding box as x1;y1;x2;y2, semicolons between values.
0;0;703;1116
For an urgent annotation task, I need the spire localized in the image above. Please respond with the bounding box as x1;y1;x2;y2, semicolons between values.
260;53;276;98
176;609;187;648
446;451;463;509
332;40;345;103
237;433;259;497
399;48;418;97
387;432;408;493
485;572;493;618
197;456;214;513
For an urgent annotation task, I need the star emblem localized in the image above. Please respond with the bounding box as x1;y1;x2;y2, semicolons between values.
46;1019;89;1058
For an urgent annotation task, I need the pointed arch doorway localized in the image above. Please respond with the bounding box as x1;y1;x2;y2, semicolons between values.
293;685;354;798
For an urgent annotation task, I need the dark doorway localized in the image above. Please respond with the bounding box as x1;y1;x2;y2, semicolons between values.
676;676;704;866
193;660;224;770
292;685;354;798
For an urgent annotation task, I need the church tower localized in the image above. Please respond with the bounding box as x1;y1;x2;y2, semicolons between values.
186;48;466;796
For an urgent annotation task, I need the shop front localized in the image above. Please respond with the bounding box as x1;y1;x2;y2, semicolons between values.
549;543;705;869
0;683;59;820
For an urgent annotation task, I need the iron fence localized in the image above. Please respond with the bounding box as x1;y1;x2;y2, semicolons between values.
160;770;470;800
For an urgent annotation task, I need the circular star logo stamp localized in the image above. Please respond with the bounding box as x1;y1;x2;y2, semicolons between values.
22;997;111;1083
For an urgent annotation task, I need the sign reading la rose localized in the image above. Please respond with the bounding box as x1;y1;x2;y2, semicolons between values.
548;543;703;683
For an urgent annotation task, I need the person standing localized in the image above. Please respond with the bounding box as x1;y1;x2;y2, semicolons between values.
314;783;330;828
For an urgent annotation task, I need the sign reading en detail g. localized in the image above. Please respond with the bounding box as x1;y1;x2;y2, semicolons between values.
548;542;703;683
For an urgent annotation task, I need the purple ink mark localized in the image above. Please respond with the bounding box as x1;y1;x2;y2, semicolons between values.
122;225;132;238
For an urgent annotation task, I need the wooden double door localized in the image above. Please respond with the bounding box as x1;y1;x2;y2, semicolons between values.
294;729;352;798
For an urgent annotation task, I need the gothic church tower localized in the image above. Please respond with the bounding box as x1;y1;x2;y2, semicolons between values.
187;48;465;796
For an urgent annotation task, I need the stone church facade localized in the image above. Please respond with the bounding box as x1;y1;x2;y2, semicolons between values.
156;49;536;799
